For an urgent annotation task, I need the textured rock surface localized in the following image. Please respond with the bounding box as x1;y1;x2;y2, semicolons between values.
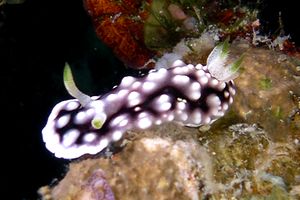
228;41;300;140
39;43;300;200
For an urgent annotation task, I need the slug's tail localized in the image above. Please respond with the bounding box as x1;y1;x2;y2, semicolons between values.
207;39;244;82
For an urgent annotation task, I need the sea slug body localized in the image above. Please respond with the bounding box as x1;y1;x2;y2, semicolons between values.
42;41;240;159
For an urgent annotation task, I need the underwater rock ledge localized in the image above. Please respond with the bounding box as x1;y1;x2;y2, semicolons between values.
39;42;300;200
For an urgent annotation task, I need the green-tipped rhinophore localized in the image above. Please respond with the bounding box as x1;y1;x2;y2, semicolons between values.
230;54;245;73
219;37;230;58
63;63;91;106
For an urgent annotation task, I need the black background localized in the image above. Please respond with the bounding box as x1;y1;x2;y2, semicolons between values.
0;0;298;199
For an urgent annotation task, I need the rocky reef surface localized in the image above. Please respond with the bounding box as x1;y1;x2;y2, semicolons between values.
39;41;300;200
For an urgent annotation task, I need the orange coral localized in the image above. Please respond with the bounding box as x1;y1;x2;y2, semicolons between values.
84;0;155;69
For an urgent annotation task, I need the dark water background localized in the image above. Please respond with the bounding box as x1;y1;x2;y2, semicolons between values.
0;0;298;199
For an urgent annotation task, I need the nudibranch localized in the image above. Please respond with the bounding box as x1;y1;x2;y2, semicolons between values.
42;40;242;159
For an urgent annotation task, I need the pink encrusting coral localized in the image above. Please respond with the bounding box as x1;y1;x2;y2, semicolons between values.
81;169;115;200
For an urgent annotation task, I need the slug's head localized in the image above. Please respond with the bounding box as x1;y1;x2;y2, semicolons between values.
42;63;108;159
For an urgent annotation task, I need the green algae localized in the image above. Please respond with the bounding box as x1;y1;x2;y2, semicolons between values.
144;0;258;50
259;77;273;90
